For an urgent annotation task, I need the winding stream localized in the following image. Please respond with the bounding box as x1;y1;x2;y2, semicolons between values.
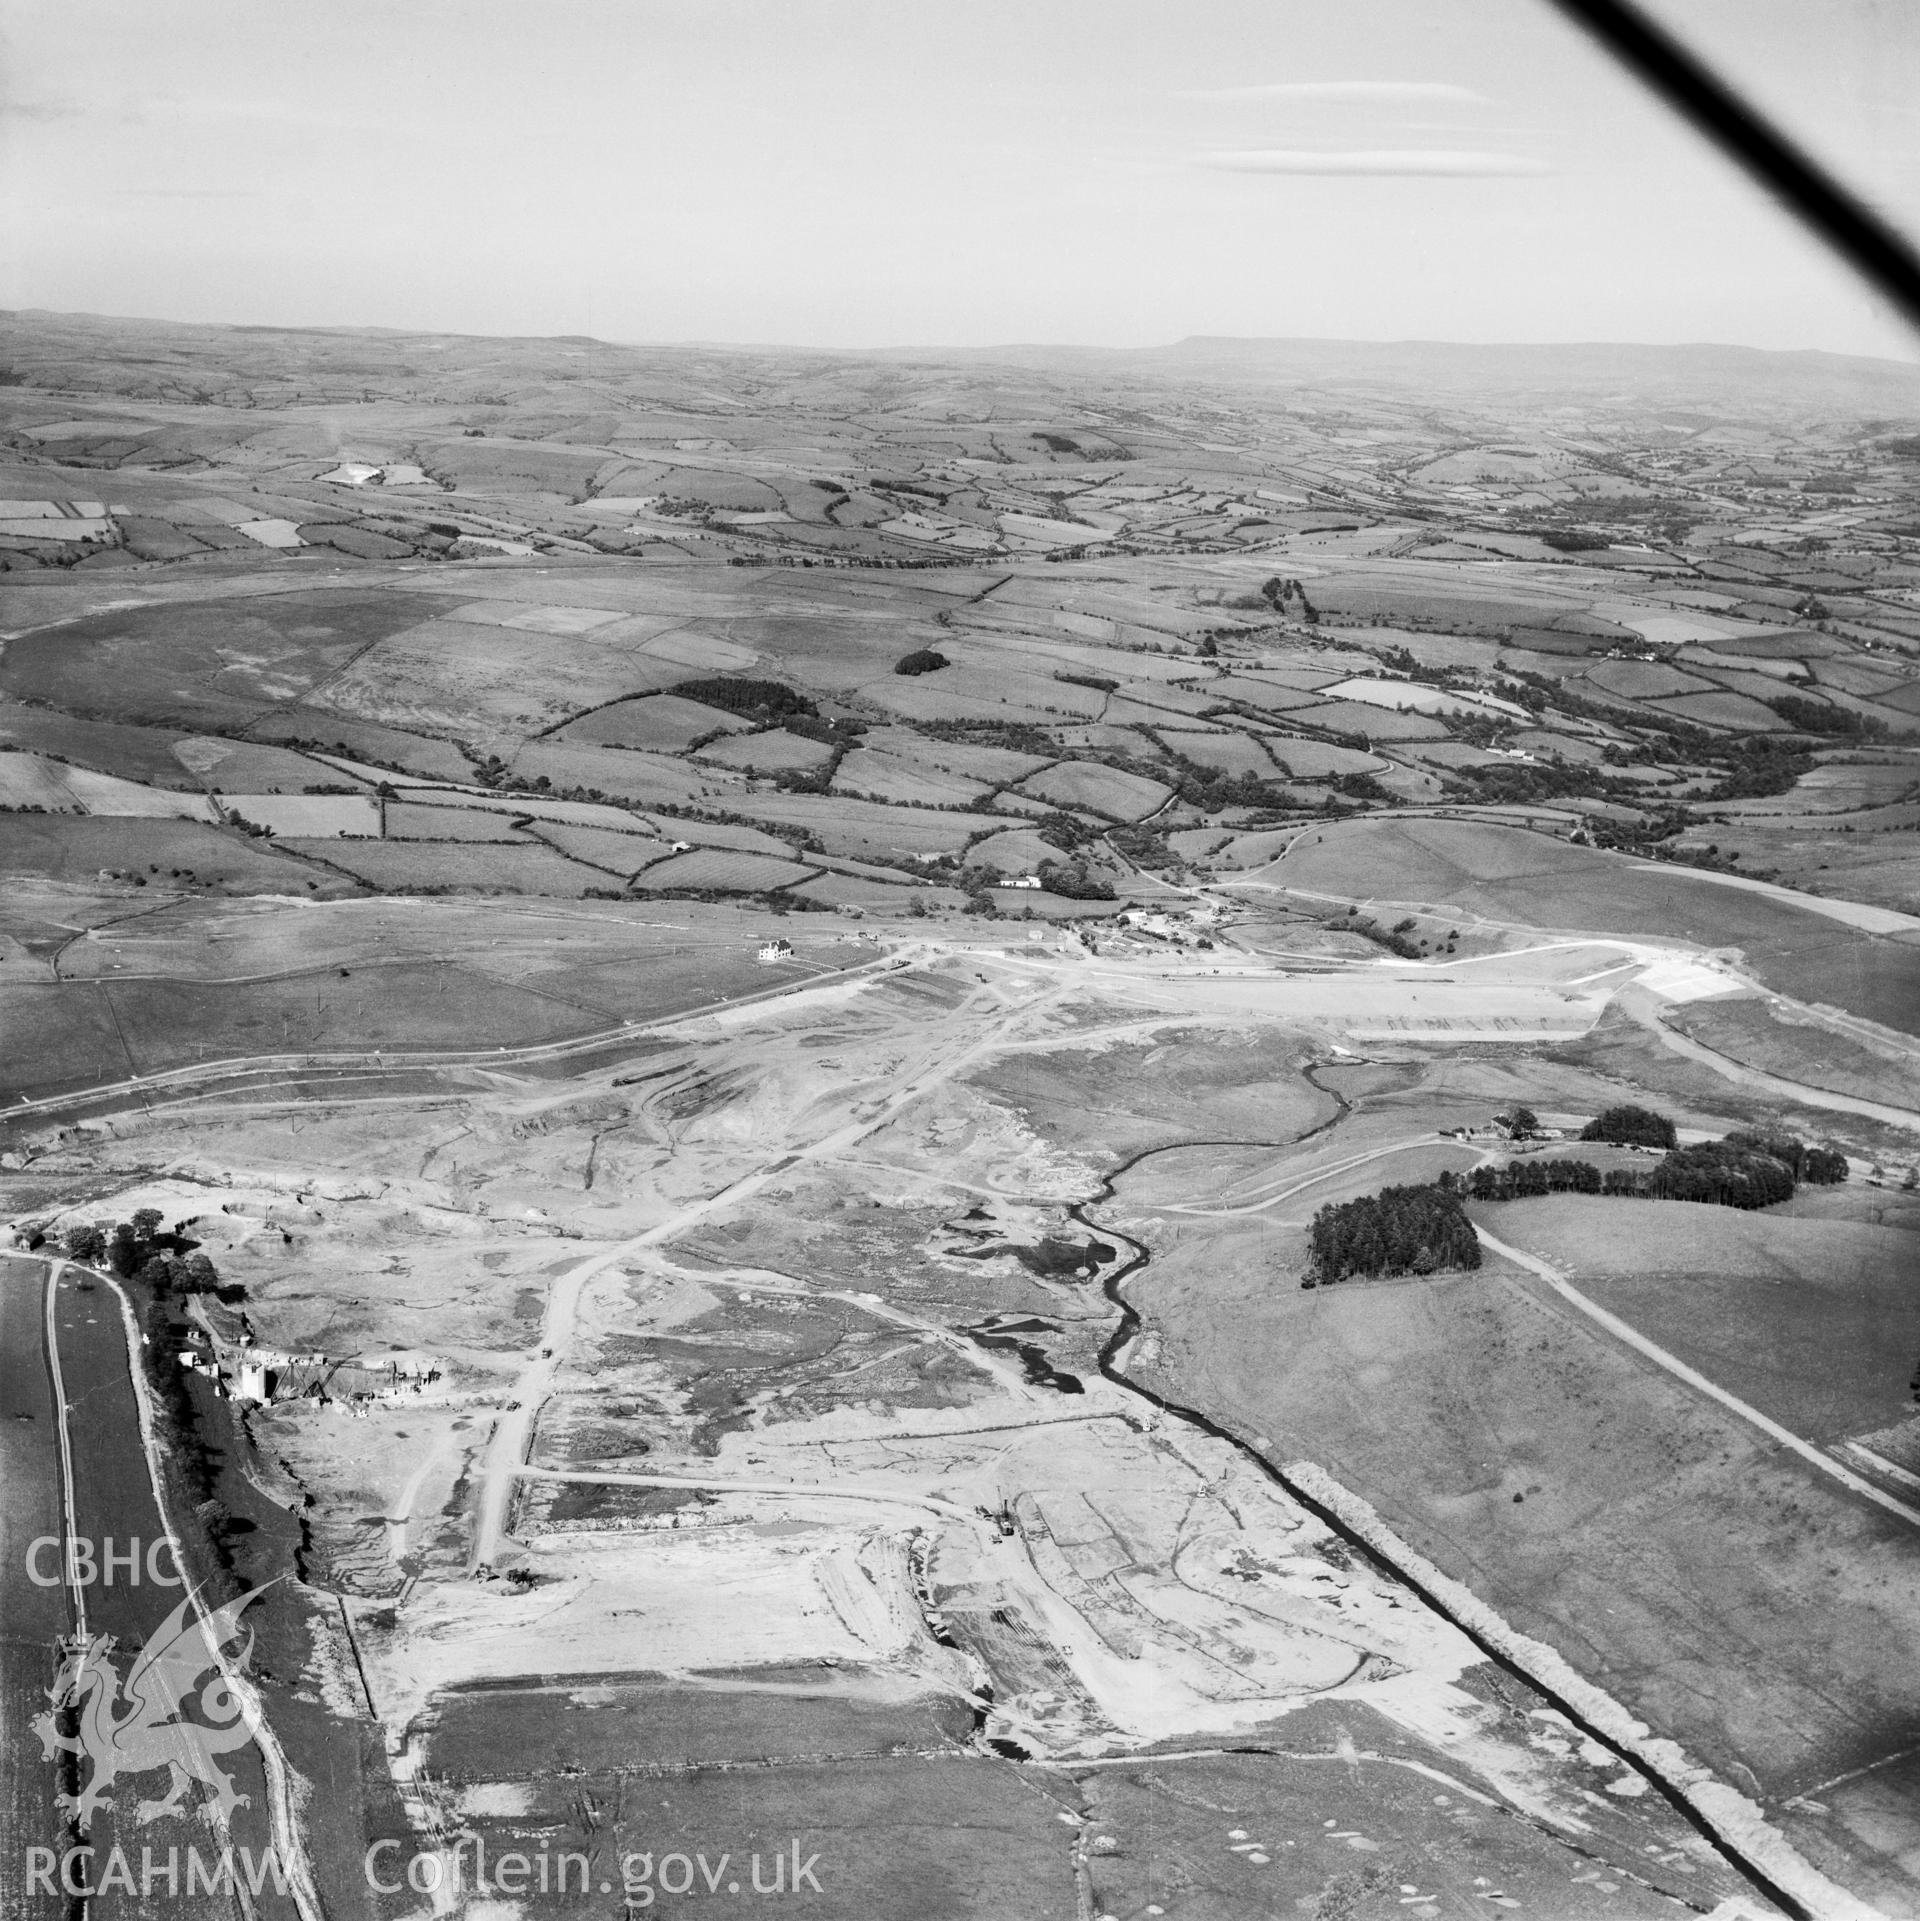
1056;1077;1809;1921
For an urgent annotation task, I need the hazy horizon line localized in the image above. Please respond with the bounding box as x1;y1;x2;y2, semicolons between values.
6;305;1920;371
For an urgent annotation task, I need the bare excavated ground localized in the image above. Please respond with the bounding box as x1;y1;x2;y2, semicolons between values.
0;935;1799;1919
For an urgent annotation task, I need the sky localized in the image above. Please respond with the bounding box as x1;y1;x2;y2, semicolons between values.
3;0;1918;359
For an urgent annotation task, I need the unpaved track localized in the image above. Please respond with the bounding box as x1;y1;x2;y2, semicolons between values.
514;1465;988;1531
1163;1133;1469;1217
1617;988;1920;1134
1474;1224;1920;1531
469;972;1065;1566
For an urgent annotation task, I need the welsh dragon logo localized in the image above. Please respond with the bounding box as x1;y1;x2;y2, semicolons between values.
33;1583;271;1827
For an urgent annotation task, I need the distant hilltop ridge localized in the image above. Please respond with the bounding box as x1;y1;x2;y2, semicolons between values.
944;334;1920;407
5;307;1919;414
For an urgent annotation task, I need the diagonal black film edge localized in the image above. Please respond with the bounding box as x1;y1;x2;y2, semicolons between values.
1547;0;1920;332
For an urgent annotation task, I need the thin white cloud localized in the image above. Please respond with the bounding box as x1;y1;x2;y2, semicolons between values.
1179;81;1491;105
0;91;84;122
1198;148;1549;177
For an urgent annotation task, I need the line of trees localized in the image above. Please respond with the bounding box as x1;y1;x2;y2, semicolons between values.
1450;1131;1846;1211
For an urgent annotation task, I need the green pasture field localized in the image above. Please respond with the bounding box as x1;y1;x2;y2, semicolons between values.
1666;996;1920;1109
1510;726;1606;761
0;699;206;787
965;828;1058;873
423;1675;972;1779
1400;739;1506;769
859;729;1051;785
637;464;786;511
1306;579;1578;628
632;847;819;892
115;514;211;561
829;745;991;808
224;792;380;836
440;1754;1077;1921
647;619;922;690
1688;664;1807;706
1785;757;1920;810
419;437;612;497
1214;837;1322;875
1652;690;1789;731
986;886;1122;919
1214;675;1332;713
1104;681;1233;720
0;751;105;811
1099;694;1214;731
522;819;672;875
863;667;1108;727
1015;760;1171;822
282;836;602;895
0;812;346;891
790;873;916;908
693;728;837;774
729;793;1005;858
1715;629;1839;659
1474;1192;1920;1441
1256;737;1389;777
1581;660;1716;701
191;739;367;792
633;813;797;856
1266;816;1920;1036
508;738;722;803
0;588;466;731
382;799;528;840
1111;1141;1317;1219
1076;1722;1722;1919
1150;727;1277;778
1049;723;1163;759
248;708;476;781
0;907;850;1102
1118;1205;1920;1799
1708;836;1920;915
558;693;752;751
1812;658;1911;697
1497;645;1599;679
1304;700;1447;740
1167;826;1232;860
0;962;594;1097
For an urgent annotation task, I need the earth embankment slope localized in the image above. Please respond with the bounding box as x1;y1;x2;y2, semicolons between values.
1253;816;1920;1040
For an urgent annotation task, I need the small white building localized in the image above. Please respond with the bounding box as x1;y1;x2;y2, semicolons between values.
1009;876;1043;890
757;938;794;963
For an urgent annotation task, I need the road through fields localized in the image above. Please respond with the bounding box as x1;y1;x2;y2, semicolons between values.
0;1257;68;1921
